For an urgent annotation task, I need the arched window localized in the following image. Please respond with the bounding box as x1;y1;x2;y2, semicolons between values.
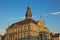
39;32;47;40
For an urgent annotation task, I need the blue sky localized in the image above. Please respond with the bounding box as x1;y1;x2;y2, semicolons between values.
0;0;60;35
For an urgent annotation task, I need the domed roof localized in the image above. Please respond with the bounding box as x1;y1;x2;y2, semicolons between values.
16;19;36;25
8;19;37;29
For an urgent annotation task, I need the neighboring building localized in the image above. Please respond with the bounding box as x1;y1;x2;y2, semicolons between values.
52;33;60;40
0;5;60;40
0;35;2;40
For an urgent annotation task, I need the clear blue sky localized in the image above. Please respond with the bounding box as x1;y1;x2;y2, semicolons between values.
0;0;60;35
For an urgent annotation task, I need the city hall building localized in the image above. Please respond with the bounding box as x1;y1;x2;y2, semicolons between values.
0;5;60;40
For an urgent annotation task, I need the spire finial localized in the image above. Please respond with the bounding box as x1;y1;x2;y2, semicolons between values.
25;5;32;19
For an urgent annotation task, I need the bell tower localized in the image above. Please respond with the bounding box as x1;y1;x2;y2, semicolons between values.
25;5;32;19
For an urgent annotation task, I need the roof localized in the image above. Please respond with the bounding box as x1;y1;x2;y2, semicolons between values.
15;19;37;25
8;19;37;29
